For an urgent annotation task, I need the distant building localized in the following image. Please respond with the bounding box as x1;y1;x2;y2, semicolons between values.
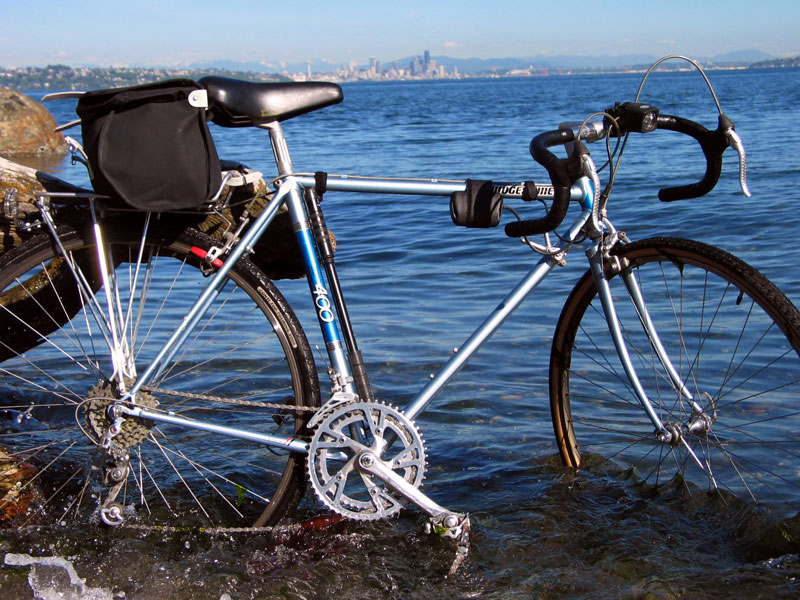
410;56;422;76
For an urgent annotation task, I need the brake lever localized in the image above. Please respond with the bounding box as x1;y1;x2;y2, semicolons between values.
723;126;751;197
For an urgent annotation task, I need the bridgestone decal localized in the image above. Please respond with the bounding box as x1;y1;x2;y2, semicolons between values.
492;183;555;199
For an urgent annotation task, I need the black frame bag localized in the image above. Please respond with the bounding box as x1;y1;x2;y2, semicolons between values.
76;79;221;212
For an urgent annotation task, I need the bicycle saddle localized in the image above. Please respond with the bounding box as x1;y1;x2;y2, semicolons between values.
199;76;343;127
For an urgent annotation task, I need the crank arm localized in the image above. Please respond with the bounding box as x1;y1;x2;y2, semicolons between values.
356;450;471;572
357;450;454;519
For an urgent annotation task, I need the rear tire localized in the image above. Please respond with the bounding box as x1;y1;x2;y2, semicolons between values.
0;220;320;528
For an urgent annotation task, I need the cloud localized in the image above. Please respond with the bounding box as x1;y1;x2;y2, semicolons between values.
443;41;463;49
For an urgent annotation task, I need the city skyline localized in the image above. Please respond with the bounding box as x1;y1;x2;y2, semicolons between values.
2;1;799;69
212;46;778;83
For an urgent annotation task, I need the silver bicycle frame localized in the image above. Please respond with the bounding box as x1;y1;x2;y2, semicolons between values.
116;183;591;453
115;121;682;452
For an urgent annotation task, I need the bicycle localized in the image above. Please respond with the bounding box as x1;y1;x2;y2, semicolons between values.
1;56;798;558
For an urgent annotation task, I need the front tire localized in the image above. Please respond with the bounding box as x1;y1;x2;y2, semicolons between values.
550;237;800;516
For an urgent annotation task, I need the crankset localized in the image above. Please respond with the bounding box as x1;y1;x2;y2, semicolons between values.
307;401;426;520
307;401;470;571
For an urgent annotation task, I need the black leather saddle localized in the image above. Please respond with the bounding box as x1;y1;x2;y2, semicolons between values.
200;76;343;127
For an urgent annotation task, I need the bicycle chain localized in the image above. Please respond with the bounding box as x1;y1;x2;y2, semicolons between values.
16;522;278;535
114;523;278;534
141;386;318;413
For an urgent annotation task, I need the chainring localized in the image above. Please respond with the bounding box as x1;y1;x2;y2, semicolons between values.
307;401;426;521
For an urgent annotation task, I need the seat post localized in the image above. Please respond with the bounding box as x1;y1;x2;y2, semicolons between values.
262;122;293;175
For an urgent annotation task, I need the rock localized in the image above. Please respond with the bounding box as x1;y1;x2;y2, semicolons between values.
0;447;37;526
0;89;67;157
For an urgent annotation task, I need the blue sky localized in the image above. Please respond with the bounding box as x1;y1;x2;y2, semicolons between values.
2;0;798;68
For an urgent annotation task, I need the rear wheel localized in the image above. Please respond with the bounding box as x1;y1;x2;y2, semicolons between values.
0;220;319;527
550;237;800;516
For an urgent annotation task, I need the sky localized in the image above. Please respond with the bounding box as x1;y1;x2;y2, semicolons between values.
2;0;798;68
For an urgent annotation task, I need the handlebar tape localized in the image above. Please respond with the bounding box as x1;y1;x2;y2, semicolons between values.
508;112;733;237
655;114;731;202
504;130;585;238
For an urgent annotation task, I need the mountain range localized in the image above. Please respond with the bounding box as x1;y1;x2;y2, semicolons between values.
188;50;775;75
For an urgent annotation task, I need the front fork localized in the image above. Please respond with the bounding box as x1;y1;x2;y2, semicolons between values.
587;238;713;445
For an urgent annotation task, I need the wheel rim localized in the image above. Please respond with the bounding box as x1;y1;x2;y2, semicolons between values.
0;226;315;527
551;239;800;517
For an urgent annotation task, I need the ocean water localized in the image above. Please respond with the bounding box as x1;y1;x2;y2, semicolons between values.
4;67;800;599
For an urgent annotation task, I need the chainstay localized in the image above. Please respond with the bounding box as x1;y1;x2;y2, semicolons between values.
141;386;317;413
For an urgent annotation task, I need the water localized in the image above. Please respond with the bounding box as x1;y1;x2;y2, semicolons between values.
3;68;800;598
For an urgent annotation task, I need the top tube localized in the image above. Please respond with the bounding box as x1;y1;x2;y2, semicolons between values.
292;174;560;200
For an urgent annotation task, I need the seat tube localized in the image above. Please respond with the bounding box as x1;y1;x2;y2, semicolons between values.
266;122;355;395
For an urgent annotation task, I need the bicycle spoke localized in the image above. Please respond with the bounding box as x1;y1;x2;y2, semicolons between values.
551;238;800;517
0;224;318;528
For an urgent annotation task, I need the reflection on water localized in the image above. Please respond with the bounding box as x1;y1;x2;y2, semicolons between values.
4;152;70;174
2;459;800;599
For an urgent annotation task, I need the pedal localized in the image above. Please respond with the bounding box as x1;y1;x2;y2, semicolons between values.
426;512;471;575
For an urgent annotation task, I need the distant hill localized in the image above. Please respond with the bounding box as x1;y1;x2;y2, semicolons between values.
750;55;800;68
190;50;776;74
0;64;290;91
0;50;787;91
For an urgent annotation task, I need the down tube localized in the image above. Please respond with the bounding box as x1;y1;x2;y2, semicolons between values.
403;215;590;421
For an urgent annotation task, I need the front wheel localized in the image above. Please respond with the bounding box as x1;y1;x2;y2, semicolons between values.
0;220;320;528
550;237;800;516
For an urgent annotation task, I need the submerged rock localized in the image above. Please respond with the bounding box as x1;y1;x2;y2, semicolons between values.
0;446;37;526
